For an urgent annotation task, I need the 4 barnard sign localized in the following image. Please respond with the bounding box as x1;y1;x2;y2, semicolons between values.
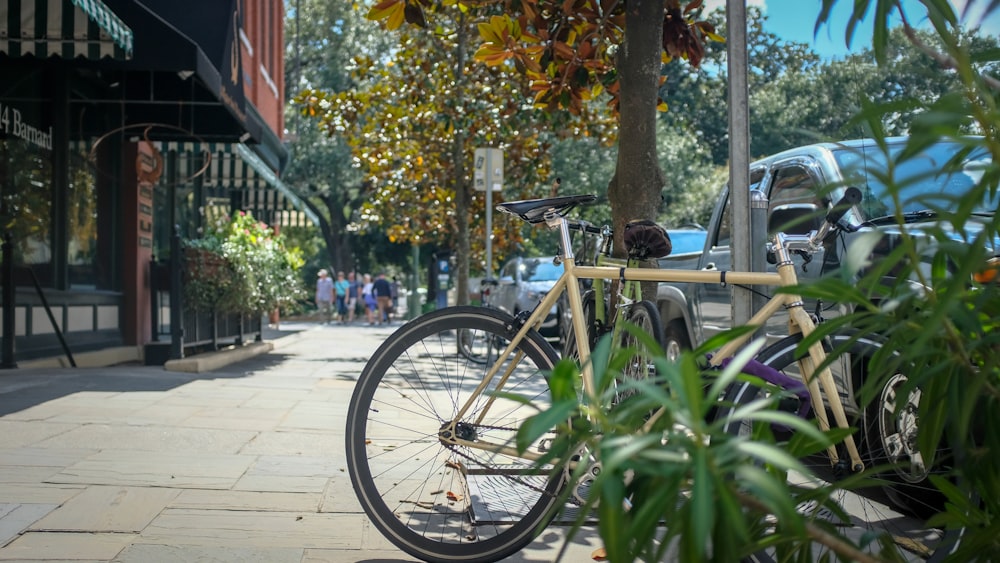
0;101;52;150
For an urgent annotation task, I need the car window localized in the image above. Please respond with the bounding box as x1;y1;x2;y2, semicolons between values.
832;141;997;217
499;260;516;281
768;165;823;211
521;260;561;281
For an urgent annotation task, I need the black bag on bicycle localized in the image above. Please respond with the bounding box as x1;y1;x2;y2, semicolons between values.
623;219;672;259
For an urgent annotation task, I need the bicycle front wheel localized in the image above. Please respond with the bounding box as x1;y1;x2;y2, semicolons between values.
717;332;960;562
346;306;564;563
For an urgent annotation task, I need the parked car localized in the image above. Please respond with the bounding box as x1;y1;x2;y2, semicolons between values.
655;136;998;357
491;256;563;339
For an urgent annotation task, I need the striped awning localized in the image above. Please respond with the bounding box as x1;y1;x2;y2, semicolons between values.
153;141;319;228
1;0;133;59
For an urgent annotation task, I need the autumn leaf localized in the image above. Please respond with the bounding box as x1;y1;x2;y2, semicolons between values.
367;0;407;30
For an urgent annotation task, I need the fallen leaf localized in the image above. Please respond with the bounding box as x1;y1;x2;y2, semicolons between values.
591;547;608;561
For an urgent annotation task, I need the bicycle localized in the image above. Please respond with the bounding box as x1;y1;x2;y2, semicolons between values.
558;218;668;403
345;190;959;562
457;278;501;364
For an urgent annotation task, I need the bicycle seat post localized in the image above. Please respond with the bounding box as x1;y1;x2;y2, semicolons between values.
544;210;575;262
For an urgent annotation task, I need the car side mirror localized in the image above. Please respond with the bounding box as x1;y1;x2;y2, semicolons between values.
769;203;821;235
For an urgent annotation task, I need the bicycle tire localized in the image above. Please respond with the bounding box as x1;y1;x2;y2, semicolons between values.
345;306;564;563
615;300;665;403
716;332;961;562
457;326;493;364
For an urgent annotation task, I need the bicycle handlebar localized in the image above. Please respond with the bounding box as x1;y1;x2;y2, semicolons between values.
780;187;863;255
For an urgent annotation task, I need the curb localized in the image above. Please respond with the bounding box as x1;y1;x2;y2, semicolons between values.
163;341;274;373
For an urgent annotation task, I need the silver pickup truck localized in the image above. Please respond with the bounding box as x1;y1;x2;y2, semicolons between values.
655;136;997;356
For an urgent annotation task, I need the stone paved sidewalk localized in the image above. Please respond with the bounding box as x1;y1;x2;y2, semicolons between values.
0;321;604;562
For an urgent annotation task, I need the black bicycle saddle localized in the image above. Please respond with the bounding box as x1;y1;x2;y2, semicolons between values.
495;194;598;224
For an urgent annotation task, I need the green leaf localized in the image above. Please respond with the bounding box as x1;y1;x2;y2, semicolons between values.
515;400;577;452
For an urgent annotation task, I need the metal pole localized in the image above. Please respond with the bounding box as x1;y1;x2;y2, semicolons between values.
727;0;752;327
1;232;16;368
485;150;493;280
409;244;420;319
750;189;769;319
170;225;184;359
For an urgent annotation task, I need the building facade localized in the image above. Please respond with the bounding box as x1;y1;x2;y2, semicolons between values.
0;0;304;367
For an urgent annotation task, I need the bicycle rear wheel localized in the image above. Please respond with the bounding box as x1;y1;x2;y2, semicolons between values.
457;326;495;364
615;300;665;403
346;306;564;563
716;333;960;562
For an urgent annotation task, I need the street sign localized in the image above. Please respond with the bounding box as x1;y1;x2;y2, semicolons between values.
473;148;503;192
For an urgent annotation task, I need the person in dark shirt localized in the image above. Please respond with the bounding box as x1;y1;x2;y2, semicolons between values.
373;272;393;325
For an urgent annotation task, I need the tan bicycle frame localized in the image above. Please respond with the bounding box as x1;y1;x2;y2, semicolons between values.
441;218;864;472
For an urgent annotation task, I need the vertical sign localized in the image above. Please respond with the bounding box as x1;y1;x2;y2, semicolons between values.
474;148;503;279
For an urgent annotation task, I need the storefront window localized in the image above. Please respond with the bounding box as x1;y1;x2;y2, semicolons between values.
68;150;98;287
0;138;53;266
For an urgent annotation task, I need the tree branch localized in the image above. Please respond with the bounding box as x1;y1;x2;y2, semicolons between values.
893;0;1000;91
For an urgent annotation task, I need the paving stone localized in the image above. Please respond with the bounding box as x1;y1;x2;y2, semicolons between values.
302;547;419;562
140;509;363;549
30;486;180;533
0;421;77;448
122;405;202;426
0;531;136;560
170;490;320;512
319;478;364;513
282;402;347;431
0;504;58;547
237;430;342;456
0;465;63;484
115;544;303;562
0;447;96;468
35;424;258;454
50;450;252;489
0;484;84;504
185;405;286;424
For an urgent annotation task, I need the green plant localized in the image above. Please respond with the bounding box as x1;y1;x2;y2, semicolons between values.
519;329;886;562
183;211;306;315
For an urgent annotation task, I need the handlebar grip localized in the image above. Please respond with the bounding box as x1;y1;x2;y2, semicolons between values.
825;186;862;226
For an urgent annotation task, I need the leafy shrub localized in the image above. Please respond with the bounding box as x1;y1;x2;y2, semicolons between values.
183;211;306;315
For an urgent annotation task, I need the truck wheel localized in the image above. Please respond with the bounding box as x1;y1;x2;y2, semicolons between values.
663;320;690;362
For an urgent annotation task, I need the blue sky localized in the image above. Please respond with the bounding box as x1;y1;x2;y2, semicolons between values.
704;0;1000;59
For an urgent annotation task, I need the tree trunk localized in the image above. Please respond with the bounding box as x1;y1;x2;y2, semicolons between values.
608;0;665;258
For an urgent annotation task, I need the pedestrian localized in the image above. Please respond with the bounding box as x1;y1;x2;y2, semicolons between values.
334;271;350;323
362;274;377;325
347;272;359;323
390;276;400;315
315;269;334;324
373;272;393;325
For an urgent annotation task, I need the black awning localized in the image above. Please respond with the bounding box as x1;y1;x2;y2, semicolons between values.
0;0;133;59
76;0;288;171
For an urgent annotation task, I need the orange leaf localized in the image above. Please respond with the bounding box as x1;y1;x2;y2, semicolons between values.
591;547;608;561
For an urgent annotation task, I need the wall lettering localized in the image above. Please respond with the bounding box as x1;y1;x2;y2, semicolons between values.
0;102;53;150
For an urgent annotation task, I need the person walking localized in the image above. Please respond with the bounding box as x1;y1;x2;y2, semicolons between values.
315;269;335;324
334;271;350;323
362;274;377;325
346;272;359;323
373;272;393;325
